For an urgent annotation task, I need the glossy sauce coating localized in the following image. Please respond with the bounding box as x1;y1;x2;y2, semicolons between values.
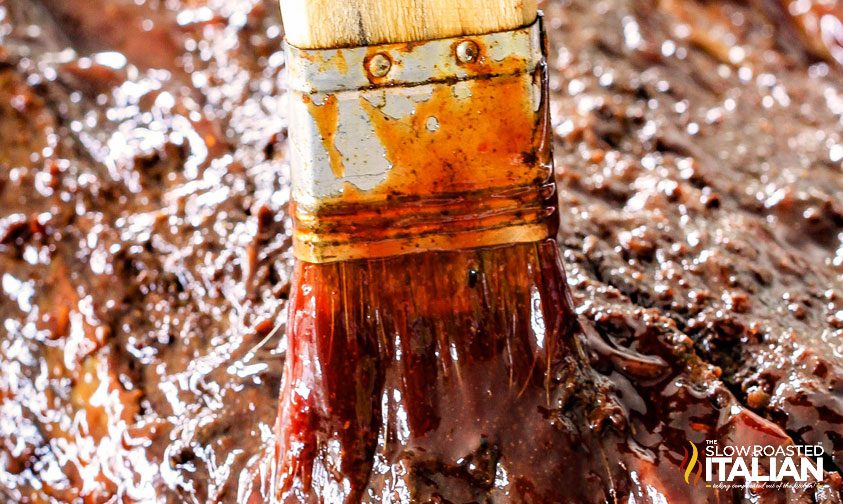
0;0;842;502
274;242;597;502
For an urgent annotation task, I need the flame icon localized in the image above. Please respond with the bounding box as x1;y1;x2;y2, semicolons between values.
680;441;703;485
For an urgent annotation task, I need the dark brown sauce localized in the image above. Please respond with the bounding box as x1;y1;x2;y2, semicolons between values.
274;241;604;502
0;0;841;502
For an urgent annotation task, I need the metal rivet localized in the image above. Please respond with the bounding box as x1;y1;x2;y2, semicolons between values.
456;40;480;63
367;53;392;78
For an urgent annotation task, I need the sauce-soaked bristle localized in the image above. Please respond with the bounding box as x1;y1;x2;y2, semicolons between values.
274;240;595;501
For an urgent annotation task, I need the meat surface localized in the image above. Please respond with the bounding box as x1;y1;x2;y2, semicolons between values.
0;0;841;502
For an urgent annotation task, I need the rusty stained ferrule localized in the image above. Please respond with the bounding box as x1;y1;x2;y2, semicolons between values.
285;16;558;264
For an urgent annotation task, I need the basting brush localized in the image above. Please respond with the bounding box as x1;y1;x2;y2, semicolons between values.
272;1;590;501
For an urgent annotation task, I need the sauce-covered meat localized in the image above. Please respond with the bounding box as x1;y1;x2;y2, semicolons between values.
0;0;841;502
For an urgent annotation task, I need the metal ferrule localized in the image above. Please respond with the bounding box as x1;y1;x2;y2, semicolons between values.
285;16;557;263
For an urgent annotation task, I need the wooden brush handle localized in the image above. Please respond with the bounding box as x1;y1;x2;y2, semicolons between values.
279;0;538;49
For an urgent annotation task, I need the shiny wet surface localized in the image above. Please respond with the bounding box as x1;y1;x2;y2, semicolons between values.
0;0;841;502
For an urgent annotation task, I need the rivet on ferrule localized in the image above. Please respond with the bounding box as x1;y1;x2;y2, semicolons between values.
455;40;480;63
366;53;392;78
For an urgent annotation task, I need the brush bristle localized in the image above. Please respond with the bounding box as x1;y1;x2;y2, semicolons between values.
273;240;592;501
